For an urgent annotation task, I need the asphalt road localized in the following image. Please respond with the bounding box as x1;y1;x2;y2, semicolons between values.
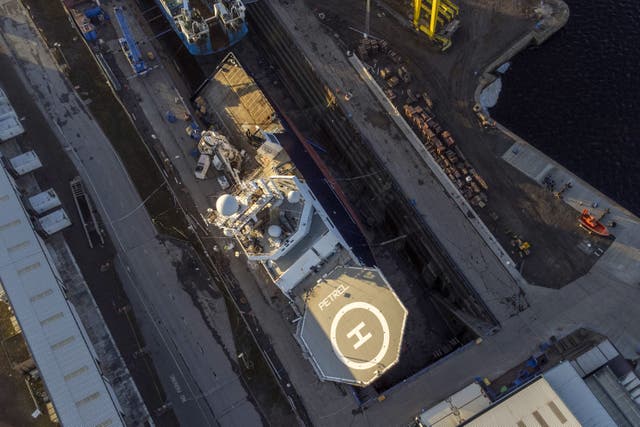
0;1;262;425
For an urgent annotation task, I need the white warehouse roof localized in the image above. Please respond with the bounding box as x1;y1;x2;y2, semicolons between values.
465;377;580;427
0;167;124;426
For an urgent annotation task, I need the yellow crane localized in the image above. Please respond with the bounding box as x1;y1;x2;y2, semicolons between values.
412;0;459;51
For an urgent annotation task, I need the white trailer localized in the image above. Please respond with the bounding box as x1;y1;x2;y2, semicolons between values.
8;151;42;176
36;208;71;236
27;189;62;215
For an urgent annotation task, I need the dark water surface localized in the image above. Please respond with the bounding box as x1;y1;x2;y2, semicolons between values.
490;0;640;215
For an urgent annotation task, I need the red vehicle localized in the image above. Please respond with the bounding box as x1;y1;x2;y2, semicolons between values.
579;209;610;237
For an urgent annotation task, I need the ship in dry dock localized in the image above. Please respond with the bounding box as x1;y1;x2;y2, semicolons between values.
155;0;247;55
186;53;411;388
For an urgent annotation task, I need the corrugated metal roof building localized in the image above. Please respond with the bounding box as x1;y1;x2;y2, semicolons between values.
464;377;580;427
545;362;617;427
0;166;124;426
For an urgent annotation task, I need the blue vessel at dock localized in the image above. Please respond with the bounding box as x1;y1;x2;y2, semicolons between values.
155;0;248;56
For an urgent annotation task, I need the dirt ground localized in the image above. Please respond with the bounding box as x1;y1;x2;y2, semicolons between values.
0;305;55;427
305;0;611;288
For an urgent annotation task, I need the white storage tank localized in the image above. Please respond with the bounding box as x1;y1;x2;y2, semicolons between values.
27;189;62;215
37;208;71;236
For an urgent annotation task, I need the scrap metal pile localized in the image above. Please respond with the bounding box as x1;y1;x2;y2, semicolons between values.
357;38;489;208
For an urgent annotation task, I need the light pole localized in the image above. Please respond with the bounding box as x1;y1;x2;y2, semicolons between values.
364;0;371;39
53;42;70;70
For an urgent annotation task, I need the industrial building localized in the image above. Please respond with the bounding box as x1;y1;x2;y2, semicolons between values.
415;338;640;426
0;162;124;425
463;375;583;426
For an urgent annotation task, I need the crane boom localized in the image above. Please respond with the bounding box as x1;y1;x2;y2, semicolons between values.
114;6;148;75
429;0;440;36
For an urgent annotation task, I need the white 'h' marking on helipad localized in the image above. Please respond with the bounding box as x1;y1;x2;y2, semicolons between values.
347;321;372;350
330;302;390;370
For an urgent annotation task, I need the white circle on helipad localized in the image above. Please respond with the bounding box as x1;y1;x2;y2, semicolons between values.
330;302;390;371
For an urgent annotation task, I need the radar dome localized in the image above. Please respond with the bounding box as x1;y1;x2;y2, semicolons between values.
216;194;239;217
268;225;282;238
287;190;301;204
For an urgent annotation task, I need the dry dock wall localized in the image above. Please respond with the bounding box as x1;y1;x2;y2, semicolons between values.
247;1;499;333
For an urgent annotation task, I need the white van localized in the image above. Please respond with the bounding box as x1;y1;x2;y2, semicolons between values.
194;154;211;180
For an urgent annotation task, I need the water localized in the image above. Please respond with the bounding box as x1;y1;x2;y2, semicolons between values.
490;0;640;215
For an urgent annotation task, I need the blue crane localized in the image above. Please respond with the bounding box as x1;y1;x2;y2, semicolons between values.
113;6;148;75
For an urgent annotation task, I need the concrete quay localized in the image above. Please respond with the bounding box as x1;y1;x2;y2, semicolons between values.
348;53;531;323
474;0;570;112
502;135;640;290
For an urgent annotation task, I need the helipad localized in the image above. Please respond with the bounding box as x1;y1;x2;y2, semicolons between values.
299;266;408;386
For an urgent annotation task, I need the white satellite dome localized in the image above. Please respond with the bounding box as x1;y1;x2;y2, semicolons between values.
216;194;239;216
287;190;302;204
268;225;282;238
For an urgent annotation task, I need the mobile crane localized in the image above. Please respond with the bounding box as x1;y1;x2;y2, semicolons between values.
114;6;148;76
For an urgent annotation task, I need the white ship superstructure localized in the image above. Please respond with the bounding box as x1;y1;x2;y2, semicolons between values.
212;174;408;386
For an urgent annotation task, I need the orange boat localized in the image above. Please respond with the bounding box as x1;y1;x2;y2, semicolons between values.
578;209;610;237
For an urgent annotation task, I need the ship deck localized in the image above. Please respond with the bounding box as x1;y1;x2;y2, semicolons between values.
191;0;215;19
163;0;215;18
